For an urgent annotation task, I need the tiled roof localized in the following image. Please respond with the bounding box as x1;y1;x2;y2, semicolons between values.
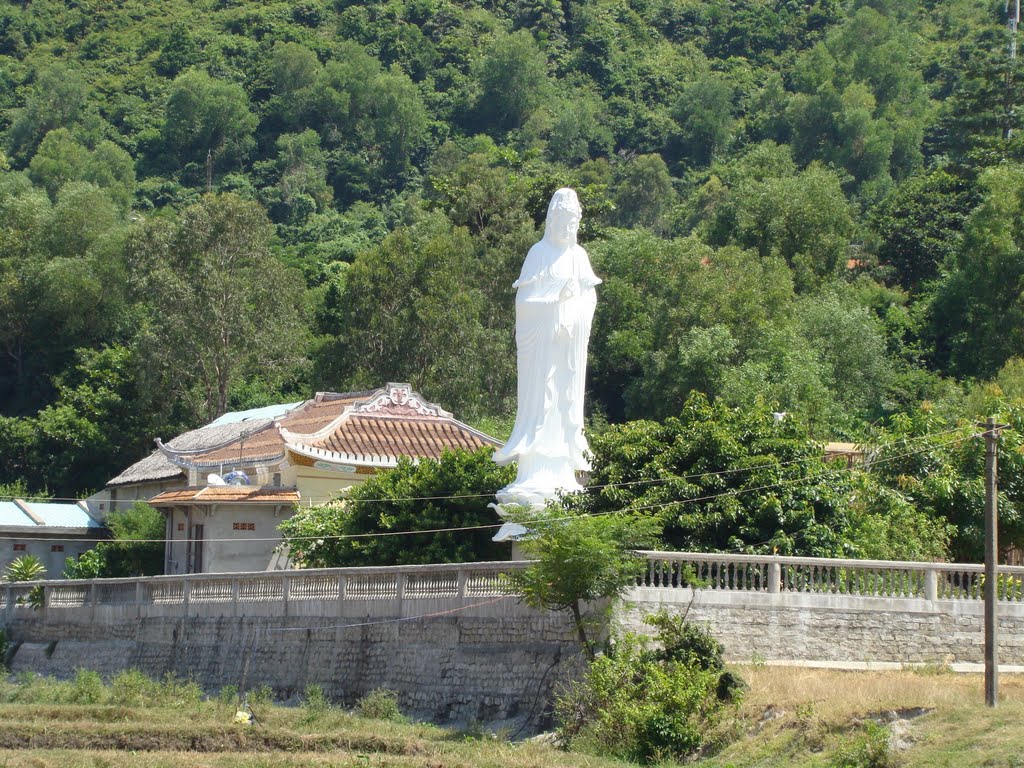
163;392;370;469
125;385;499;480
280;384;500;468
108;418;277;486
310;413;497;462
149;486;300;506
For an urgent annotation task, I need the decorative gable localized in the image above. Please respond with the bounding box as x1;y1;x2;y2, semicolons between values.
351;383;452;418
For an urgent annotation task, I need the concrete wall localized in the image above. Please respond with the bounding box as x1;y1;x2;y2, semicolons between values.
164;505;292;574
621;586;1024;667
0;535;93;580
4;591;581;729
89;479;184;520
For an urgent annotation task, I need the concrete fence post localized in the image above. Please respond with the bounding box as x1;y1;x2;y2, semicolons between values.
396;573;406;616
89;582;97;624
457;569;468;600
232;577;239;618
768;561;782;594
925;568;939;602
282;574;291;617
338;575;347;617
182;577;190;617
4;584;11;624
136;581;143;619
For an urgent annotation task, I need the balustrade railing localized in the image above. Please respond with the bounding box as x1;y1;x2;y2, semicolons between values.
635;551;1024;603
4;553;1024;617
0;561;521;614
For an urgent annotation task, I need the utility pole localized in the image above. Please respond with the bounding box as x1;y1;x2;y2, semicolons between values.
983;416;1006;707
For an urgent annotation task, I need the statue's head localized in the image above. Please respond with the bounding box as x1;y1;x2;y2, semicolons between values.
544;188;582;246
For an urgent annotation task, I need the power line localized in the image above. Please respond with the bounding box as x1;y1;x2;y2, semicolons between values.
0;424;976;508
1;432;978;545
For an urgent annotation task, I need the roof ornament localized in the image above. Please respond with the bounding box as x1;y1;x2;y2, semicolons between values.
353;383;452;418
207;473;228;486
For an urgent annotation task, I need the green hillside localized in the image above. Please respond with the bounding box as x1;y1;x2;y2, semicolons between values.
0;0;1021;497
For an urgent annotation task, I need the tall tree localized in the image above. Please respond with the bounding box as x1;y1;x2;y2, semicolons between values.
129;193;307;423
160;71;257;172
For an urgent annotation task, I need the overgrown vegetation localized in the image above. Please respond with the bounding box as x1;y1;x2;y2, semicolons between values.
278;448;515;567
62;503;164;579
557;612;744;764
0;667;1019;766
356;688;405;722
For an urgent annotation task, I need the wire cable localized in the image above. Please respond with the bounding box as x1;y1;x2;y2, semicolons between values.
0;423;977;507
1;431;978;545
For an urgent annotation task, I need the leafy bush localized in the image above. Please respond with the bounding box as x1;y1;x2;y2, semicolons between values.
300;684;330;722
63;504;166;579
248;684;274;706
556;612;743;764
158;673;203;709
278;448;514;567
829;721;894;768
356;688;404;721
63;548;106;580
217;684;239;709
69;668;105;704
109;669;161;707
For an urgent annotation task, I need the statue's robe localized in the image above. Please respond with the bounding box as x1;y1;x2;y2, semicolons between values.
493;238;601;505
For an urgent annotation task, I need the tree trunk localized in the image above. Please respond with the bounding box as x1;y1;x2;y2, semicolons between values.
570;600;595;661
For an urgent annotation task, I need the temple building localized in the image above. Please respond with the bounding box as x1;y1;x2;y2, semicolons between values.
90;384;500;574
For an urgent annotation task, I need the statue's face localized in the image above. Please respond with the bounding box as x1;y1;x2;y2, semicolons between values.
547;203;581;244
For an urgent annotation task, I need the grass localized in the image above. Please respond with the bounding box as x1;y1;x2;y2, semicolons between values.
1;667;1024;766
703;665;1024;768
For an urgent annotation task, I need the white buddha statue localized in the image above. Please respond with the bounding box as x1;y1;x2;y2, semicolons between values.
493;188;601;512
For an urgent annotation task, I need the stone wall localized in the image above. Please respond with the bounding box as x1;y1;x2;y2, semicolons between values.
5;598;582;729
621;587;1024;667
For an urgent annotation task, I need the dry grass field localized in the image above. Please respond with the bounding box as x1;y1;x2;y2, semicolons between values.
0;666;1022;767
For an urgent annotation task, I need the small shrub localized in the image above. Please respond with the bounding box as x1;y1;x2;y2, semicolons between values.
300;684;330;722
159;672;203;709
356;688;404;721
69;669;105;704
829;721;894;768
110;669;160;707
556;611;744;764
218;684;239;709
9;671;70;704
248;684;274;706
4;554;45;582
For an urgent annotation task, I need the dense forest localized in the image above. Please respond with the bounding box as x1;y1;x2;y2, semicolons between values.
1;0;1023;500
